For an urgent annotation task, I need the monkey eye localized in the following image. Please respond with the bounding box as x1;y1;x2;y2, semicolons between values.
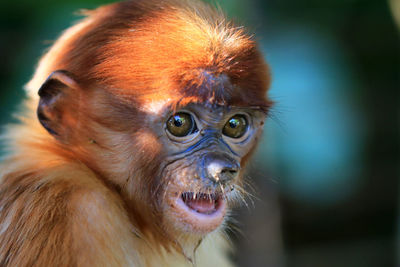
222;115;248;138
166;112;197;137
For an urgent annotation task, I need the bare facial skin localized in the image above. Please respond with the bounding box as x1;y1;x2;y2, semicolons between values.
151;104;267;234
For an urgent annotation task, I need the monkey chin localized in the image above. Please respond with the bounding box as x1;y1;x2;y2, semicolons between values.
164;189;227;235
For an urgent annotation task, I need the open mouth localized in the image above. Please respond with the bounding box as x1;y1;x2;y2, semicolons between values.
181;192;221;215
171;191;227;233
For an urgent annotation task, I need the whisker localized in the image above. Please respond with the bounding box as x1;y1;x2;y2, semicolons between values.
218;182;225;199
224;218;245;240
242;177;258;195
162;179;172;201
235;184;258;208
232;184;250;210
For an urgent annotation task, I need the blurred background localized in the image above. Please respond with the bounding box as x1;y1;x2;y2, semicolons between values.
0;0;398;266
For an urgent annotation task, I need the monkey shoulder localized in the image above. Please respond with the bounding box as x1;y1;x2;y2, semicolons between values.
0;164;141;266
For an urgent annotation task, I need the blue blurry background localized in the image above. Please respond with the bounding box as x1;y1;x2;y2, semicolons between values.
0;0;399;266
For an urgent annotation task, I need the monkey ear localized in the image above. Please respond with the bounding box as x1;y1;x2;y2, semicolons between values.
37;70;80;141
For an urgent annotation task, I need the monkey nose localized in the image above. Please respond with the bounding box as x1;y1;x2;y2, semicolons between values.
202;153;240;184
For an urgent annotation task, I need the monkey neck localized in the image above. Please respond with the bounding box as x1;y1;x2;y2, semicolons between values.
120;195;204;262
175;234;204;265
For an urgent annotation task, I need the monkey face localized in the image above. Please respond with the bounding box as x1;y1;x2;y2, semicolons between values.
152;103;266;235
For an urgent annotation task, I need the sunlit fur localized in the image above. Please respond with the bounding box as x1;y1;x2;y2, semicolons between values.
0;0;271;266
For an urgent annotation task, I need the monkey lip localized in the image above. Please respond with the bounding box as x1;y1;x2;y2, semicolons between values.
172;191;226;233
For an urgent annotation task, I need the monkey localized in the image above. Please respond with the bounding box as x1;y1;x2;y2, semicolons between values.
0;0;272;266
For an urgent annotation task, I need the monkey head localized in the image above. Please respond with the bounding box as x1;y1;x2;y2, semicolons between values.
33;0;272;250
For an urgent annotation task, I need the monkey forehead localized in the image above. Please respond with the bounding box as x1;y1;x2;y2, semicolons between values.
139;91;263;116
139;71;230;114
141;98;172;114
87;4;270;107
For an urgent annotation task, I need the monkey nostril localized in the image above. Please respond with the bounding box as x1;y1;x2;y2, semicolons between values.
224;169;238;175
206;161;239;184
202;153;240;184
220;168;238;175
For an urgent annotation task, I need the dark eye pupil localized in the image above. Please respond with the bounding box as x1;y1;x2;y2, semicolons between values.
173;116;184;127
229;119;239;128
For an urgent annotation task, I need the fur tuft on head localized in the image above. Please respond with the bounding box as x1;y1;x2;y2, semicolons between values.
26;0;271;110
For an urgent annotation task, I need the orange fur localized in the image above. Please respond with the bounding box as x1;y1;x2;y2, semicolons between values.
27;0;271;109
0;0;271;266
